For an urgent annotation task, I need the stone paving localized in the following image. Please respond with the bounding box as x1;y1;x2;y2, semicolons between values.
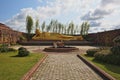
30;54;103;80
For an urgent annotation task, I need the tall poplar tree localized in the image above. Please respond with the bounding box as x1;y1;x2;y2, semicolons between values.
26;15;33;41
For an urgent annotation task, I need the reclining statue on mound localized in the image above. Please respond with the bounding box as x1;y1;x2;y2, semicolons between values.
32;29;83;40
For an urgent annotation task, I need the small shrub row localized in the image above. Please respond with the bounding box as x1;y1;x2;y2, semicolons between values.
86;36;120;65
0;44;16;53
94;50;120;65
18;47;30;57
86;48;100;56
0;48;16;53
86;46;120;65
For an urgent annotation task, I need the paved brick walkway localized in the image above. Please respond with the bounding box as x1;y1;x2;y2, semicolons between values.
30;54;103;80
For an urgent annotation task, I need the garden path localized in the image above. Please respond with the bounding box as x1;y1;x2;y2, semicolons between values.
30;53;103;80
11;45;102;80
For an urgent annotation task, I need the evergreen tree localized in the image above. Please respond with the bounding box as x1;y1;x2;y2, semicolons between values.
46;25;51;32
61;24;64;34
80;21;90;35
41;21;46;32
80;22;84;35
26;15;33;41
35;19;39;29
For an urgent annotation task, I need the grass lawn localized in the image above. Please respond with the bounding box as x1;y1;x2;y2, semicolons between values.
0;51;45;80
82;54;120;80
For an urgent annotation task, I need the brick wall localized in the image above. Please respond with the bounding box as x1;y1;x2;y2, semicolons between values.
88;29;120;46
0;23;22;44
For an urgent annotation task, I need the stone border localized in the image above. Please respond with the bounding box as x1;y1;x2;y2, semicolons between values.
77;55;116;80
21;54;48;80
43;47;79;52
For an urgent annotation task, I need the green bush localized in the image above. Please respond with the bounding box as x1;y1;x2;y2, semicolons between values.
0;47;7;52
0;44;8;52
0;44;16;53
0;44;8;47
18;47;30;57
111;46;120;55
18;47;27;51
94;49;120;65
94;50;111;60
86;48;100;56
8;48;16;52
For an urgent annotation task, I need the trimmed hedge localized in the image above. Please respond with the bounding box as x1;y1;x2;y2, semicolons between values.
94;49;120;65
0;44;16;53
87;46;120;65
86;48;100;57
18;47;30;57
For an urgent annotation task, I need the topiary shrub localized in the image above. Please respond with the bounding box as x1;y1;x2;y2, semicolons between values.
18;47;30;57
86;48;100;56
18;47;27;51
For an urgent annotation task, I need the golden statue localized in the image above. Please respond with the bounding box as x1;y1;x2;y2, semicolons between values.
32;29;83;40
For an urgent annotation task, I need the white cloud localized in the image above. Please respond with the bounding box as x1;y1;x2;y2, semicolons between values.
81;0;120;21
81;0;120;33
6;0;94;32
101;0;120;6
81;11;103;21
90;21;101;27
89;26;114;33
5;8;37;32
5;0;120;33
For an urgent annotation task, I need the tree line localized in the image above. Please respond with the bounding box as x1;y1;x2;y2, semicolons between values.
40;20;90;35
26;15;90;40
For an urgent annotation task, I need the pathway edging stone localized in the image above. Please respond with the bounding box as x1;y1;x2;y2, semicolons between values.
77;54;116;80
21;54;48;80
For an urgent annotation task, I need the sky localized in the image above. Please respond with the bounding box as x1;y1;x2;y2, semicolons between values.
0;0;120;33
